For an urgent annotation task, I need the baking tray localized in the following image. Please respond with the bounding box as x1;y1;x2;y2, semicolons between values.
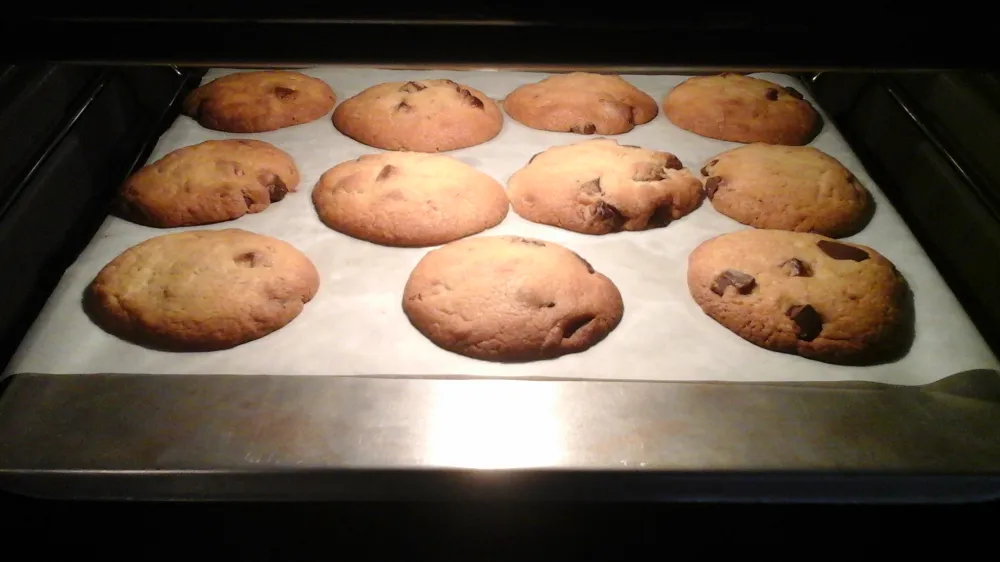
4;67;997;384
1;67;999;502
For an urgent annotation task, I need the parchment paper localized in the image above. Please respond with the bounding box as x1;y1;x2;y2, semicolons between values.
5;67;998;384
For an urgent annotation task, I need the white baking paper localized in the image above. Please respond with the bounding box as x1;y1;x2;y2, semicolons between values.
4;67;998;384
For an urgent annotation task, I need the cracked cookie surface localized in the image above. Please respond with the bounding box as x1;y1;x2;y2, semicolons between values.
332;79;503;152
664;73;820;145
312;151;509;247
182;71;336;133
700;143;872;238
503;72;658;135
402;235;624;361
87;229;320;351
507;138;703;235
119;139;300;228
687;229;908;364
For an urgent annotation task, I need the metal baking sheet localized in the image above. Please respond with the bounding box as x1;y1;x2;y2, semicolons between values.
4;67;997;384
4;372;1000;502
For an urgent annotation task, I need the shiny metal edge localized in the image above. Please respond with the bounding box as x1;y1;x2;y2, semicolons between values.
1;372;1000;501
879;75;1000;226
0;69;111;222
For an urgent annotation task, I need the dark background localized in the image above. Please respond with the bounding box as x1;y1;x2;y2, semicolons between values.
4;490;993;556
3;4;998;69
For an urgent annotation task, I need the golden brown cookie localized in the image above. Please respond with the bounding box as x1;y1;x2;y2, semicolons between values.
664;73;820;145
118;140;300;228
182;70;336;133
700;144;872;238
688;229;909;364
507;138;704;235
86;229;320;351
312;152;509;247
331;79;503;152
503;72;658;135
403;236;624;361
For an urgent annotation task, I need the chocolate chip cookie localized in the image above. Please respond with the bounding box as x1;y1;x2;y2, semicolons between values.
182;70;336;133
503;72;658;135
402;236;624;361
700;143;872;238
313;152;509;247
507;138;703;235
664;73;820;145
332;79;503;152
119;140;300;228
86;229;320;351
688;229;908;364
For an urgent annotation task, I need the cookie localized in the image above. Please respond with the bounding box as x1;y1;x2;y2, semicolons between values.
182;70;336;133
700;144;872;238
503;72;658;135
86;229;320;351
687;229;908;364
119;140;300;228
331;79;503;152
313;152;509;247
402;236;624;361
507;138;704;235
664;73;820;145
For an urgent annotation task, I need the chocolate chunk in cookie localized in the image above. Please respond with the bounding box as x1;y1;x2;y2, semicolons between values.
458;87;486;109
817;240;870;261
711;269;757;296
780;258;810;277
787;304;823;341
704;176;724;199
593;201;626;230
376;164;398;181
399;81;426;93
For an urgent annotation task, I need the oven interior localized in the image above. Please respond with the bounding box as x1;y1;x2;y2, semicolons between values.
1;14;999;502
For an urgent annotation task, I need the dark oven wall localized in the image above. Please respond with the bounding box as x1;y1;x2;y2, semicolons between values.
810;72;1000;356
0;65;204;369
1;65;999;370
